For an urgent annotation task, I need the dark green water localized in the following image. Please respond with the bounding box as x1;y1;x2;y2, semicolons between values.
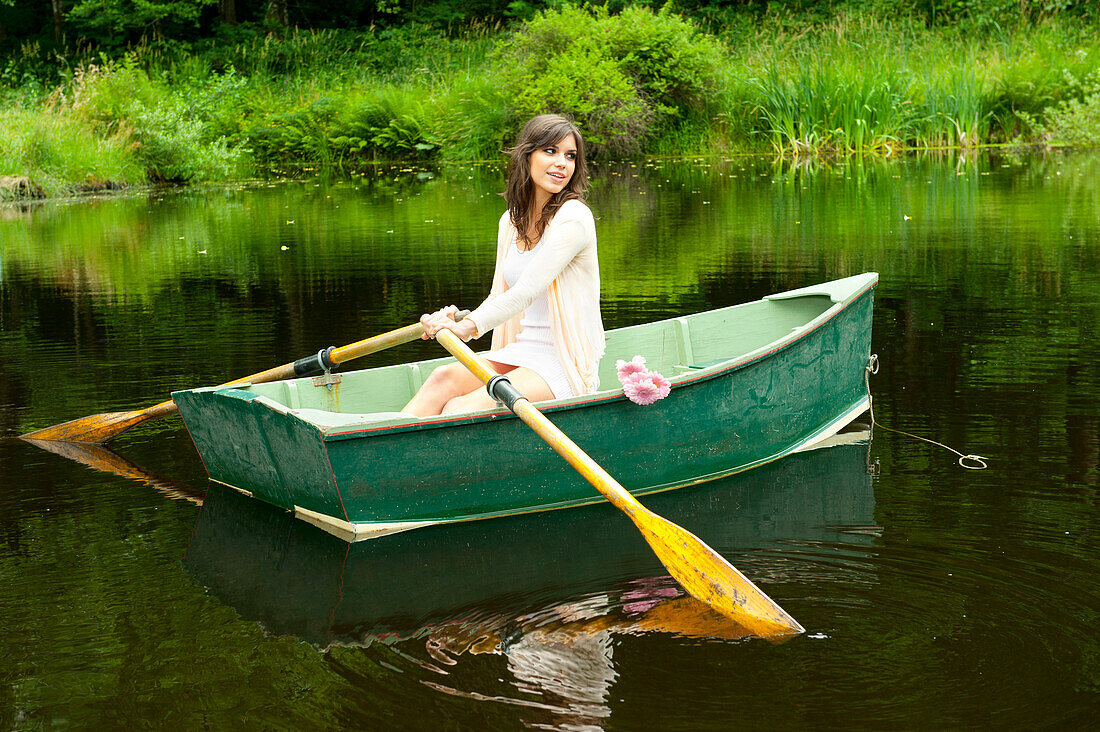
1;153;1098;729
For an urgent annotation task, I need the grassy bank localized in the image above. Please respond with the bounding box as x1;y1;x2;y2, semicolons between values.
2;9;1100;198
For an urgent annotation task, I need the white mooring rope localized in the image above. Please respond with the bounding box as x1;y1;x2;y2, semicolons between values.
864;354;988;470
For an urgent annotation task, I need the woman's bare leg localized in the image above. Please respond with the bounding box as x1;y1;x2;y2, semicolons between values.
440;367;555;415
402;362;488;416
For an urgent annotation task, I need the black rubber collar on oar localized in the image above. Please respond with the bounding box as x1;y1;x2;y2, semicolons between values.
487;375;524;412
292;346;336;377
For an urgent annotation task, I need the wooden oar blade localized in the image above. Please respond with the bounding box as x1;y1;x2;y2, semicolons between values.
634;510;805;639
21;409;152;444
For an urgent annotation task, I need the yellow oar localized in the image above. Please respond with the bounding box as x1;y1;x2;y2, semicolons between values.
23;317;455;445
435;329;805;639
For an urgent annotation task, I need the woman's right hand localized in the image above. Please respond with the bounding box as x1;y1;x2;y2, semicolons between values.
420;305;477;341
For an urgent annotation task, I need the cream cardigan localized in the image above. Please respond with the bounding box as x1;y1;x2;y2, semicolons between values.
466;200;605;395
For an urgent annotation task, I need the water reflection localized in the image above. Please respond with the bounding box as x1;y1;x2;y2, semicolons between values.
184;438;875;723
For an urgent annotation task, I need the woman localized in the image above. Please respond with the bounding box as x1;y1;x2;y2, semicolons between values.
402;114;604;417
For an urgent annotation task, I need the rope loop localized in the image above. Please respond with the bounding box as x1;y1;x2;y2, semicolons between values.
864;354;987;471
959;454;988;470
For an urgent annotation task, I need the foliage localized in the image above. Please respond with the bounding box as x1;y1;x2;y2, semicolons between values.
1042;71;1100;147
65;0;219;46
2;8;1100;194
495;5;725;154
61;59;247;182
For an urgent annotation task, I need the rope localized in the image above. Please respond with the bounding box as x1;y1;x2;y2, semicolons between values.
864;354;988;470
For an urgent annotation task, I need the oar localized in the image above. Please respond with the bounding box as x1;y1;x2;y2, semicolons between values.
22;316;459;445
434;329;805;639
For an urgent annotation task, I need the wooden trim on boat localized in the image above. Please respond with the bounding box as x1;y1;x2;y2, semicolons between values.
293;505;439;542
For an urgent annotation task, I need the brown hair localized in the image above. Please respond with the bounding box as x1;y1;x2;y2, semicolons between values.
504;114;588;249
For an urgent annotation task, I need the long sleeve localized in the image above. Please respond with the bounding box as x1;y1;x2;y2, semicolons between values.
465;200;604;395
467;201;596;336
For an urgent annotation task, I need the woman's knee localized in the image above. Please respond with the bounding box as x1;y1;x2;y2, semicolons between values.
441;389;496;415
424;362;465;389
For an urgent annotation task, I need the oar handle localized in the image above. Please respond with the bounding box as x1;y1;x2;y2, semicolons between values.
229;310;474;387
298;310;473;376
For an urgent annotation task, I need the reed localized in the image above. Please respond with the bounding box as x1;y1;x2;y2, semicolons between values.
749;59;915;155
732;12;1100;154
0;107;142;196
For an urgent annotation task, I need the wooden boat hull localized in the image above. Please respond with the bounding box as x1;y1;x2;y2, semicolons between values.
173;273;877;539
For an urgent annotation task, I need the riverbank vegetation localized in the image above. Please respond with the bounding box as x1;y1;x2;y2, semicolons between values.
1;0;1099;197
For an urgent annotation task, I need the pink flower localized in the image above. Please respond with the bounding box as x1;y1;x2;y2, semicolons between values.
616;355;672;405
615;355;648;380
621;369;672;406
648;371;671;400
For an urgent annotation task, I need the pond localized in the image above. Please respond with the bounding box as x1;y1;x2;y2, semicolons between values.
1;152;1098;729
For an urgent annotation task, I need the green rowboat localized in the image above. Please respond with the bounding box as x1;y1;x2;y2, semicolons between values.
172;272;877;540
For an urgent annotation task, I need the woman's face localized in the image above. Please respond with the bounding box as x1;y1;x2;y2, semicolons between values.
528;133;577;200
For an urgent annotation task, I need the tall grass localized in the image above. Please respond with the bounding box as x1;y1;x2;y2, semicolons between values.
0;107;142;196
750;61;915;154
730;12;1100;154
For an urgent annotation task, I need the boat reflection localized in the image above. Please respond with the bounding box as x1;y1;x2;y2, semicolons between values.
184;431;877;649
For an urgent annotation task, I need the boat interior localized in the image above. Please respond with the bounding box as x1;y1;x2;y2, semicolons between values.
226;293;838;425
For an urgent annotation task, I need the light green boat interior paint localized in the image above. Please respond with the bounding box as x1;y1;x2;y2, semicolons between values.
240;288;839;420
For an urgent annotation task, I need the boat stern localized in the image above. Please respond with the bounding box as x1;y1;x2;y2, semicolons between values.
172;386;347;522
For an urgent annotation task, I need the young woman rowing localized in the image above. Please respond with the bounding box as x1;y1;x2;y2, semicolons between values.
402;114;604;416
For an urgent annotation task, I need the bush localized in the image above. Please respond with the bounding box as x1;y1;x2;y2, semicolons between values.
1042;71;1100;146
65;60;247;182
495;5;726;155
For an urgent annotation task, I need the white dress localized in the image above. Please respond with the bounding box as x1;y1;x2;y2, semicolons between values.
484;233;575;399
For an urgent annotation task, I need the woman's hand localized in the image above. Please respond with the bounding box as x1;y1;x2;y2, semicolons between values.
420;305;477;341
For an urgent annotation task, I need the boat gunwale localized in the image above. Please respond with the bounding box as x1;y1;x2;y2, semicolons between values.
313;273;879;441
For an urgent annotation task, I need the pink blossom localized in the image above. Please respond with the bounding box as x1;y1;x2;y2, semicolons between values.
622;370;672;406
623;375;661;405
648;371;671;400
615;355;648;380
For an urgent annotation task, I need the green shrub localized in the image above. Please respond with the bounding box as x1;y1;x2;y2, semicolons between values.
603;5;726;114
508;39;651;155
64;60;247;182
1042;71;1100;146
495;5;725;155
